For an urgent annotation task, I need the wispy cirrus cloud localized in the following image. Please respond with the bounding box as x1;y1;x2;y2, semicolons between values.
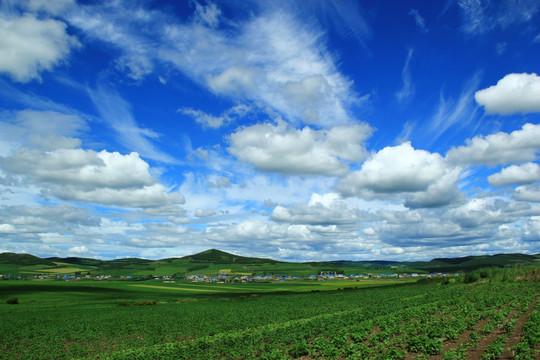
65;1;364;128
458;0;540;35
88;85;176;164
421;73;481;146
395;48;415;105
409;9;428;33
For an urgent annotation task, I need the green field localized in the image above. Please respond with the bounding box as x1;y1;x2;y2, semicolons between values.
0;267;539;360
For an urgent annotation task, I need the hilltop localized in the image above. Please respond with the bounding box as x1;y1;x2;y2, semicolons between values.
178;248;281;264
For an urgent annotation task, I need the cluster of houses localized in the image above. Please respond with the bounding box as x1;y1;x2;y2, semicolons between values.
1;271;458;282
184;272;458;283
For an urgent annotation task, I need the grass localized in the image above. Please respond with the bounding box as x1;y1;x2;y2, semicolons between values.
1;272;538;360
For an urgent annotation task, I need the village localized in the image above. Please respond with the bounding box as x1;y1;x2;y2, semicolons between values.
1;271;459;282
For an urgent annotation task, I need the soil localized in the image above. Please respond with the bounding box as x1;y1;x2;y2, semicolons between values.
499;298;537;360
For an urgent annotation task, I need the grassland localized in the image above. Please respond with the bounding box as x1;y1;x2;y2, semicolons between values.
1;250;539;359
0;267;539;360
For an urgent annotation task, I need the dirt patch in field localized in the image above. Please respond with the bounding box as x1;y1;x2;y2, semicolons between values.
499;298;537;360
410;316;491;360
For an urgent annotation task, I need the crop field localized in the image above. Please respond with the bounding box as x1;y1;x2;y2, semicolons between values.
0;272;538;360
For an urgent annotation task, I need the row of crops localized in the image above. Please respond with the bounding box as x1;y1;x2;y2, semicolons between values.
96;280;539;360
1;279;538;359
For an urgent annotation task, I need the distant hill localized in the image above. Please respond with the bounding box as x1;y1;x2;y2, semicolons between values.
0;252;56;266
331;253;540;272
180;248;281;264
0;250;538;276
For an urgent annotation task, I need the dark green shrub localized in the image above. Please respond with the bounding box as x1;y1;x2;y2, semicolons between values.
464;272;480;283
134;299;157;306
6;297;19;304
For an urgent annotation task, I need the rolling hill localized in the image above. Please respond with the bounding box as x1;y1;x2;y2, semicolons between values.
0;250;538;276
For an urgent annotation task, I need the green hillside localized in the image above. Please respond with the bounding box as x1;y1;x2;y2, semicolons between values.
0;250;538;277
181;248;281;264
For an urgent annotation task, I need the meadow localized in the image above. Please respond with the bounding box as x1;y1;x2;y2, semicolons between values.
0;267;538;360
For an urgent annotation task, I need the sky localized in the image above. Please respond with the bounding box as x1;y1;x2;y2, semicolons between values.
1;0;540;262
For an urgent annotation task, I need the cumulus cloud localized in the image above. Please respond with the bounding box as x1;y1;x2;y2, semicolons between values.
514;184;540;202
144;222;187;235
195;209;216;217
446;123;540;166
271;193;365;225
0;224;16;233
338;142;462;208
207;177;231;188
0;148;184;209
475;73;540;115
228;121;372;176
449;198;514;228
53;183;184;208
0;14;79;82
0;149;154;188
0;109;88;151
67;245;96;257
488;163;540;187
0;204;99;237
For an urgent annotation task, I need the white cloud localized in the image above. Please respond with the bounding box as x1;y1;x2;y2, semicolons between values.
0;109;88;152
144;222;187;235
53;183;184;209
409;9;428;33
69;3;360;127
395;48;415;105
446;123;540;166
179;104;250;129
0;224;16;233
207;176;232;189
458;0;489;34
422;73;480;144
0;14;79;82
338;142;462;208
458;0;539;35
228;121;371;176
271;193;365;225
22;0;75;15
195;209;216;217
514;184;540;202
449;198;508;228
488;163;540;187
1;149;154;188
475;73;540;115
0;204;99;237
0;148;184;209
88;86;176;163
67;245;96;257
193;1;221;28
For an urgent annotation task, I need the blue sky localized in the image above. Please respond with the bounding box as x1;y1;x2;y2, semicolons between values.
1;0;540;261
